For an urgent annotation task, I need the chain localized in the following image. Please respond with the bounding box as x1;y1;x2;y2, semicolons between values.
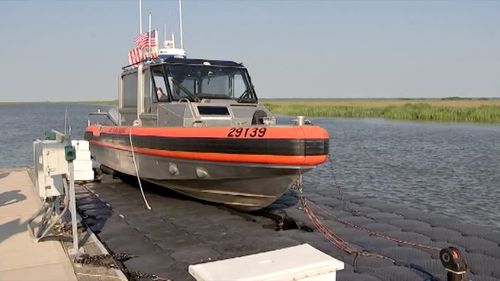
74;253;136;268
74;253;172;281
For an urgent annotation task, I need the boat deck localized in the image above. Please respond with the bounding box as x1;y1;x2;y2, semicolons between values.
77;174;500;281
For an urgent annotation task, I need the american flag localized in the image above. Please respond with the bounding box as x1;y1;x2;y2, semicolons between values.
134;30;157;50
149;30;157;49
128;48;143;66
134;32;149;50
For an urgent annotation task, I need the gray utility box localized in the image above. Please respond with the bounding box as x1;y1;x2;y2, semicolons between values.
33;140;69;198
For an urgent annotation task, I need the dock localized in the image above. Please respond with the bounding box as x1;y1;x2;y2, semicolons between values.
2;168;500;281
77;173;500;281
0;169;77;281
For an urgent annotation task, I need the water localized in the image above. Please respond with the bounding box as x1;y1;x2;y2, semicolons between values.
1;103;499;230
304;117;500;231
0;103;109;168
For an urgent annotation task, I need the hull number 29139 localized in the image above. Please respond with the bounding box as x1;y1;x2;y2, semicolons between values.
227;127;267;138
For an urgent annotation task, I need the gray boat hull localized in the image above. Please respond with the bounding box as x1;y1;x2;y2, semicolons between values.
91;145;312;210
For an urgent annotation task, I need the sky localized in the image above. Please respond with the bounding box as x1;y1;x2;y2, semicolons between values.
0;0;499;101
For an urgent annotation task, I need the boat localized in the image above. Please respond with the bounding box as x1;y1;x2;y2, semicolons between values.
85;23;329;211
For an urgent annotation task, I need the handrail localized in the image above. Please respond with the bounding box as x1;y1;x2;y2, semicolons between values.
87;110;118;126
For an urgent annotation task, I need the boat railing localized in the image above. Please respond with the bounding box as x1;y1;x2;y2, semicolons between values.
87;109;118;126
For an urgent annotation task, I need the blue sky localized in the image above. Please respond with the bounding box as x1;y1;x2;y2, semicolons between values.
0;0;498;101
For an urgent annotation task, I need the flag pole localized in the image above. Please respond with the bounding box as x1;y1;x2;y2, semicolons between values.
178;0;183;50
139;0;142;33
148;12;152;58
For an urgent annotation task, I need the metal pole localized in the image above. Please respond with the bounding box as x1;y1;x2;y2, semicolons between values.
178;0;183;49
148;13;152;58
64;106;68;135
139;0;143;33
68;161;79;255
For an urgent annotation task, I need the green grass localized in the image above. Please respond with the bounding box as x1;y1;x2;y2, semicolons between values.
262;99;500;123
3;99;500;123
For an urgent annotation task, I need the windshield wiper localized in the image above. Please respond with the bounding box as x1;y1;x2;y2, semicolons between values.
170;79;200;102
236;86;256;103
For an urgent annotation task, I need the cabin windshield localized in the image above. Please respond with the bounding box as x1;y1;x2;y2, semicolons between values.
152;64;257;103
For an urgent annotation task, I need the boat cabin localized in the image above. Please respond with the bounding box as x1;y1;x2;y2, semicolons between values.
118;57;273;127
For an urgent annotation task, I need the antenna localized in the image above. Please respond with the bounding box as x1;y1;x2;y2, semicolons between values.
139;0;143;33
164;23;167;42
178;0;184;49
148;12;152;58
64;106;68;135
63;106;72;138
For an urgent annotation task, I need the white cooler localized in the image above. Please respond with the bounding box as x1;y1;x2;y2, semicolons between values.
188;244;344;281
71;140;94;181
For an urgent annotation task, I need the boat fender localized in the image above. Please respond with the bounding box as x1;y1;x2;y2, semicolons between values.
168;163;180;176
196;167;209;179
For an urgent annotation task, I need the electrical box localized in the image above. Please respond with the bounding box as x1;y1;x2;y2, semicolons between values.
33;140;69;198
188;244;344;281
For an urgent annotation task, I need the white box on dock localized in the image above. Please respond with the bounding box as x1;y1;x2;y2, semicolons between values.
188;244;344;281
72;140;89;151
74;170;94;181
75;150;91;160
73;159;92;171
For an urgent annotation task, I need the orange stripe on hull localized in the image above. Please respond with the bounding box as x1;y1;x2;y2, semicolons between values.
86;125;329;140
89;141;328;166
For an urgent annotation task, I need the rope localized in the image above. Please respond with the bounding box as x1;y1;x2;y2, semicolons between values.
294;166;441;257
306;199;442;251
129;127;152;210
309;126;441;252
301;197;357;254
296;170;357;254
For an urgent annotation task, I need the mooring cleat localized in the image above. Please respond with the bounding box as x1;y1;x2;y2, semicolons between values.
440;247;468;281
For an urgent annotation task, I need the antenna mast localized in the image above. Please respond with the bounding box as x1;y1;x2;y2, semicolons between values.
139;0;143;33
178;0;184;49
164;23;167;42
148;13;152;58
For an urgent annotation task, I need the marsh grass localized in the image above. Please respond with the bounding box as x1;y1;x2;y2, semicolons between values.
3;99;500;123
262;99;500;123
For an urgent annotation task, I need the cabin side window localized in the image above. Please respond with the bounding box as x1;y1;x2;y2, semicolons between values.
123;73;137;107
152;71;169;102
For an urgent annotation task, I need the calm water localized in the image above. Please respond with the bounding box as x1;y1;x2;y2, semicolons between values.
0;103;109;168
1;103;499;230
